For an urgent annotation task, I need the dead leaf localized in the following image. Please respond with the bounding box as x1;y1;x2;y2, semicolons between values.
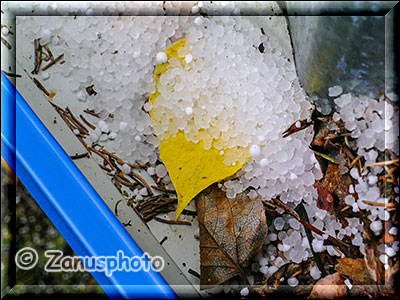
363;225;385;284
314;164;353;213
309;272;347;299
312;122;330;147
335;258;375;285
196;184;267;289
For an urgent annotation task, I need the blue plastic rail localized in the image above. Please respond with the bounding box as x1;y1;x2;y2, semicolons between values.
1;71;177;299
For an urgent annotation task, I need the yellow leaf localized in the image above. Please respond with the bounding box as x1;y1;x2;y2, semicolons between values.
148;39;249;220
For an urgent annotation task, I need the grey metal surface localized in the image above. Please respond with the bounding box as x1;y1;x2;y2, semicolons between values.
280;1;397;99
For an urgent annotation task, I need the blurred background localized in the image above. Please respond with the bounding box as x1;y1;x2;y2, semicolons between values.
1;159;104;296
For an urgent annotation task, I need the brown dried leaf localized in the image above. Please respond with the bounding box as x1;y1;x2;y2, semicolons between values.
309;272;347;299
363;225;385;284
335;258;375;285
315;164;353;213
196;184;267;289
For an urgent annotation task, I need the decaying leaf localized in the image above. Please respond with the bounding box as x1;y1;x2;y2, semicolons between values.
309;272;347;299
335;258;375;285
335;257;398;298
148;39;249;219
196;185;267;289
362;225;385;284
314;164;353;213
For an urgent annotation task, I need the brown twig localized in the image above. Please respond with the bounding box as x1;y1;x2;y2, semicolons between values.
2;71;21;78
188;269;201;279
84;109;100;118
79;114;96;130
362;200;397;208
273;198;352;257
367;159;399;167
114;174;135;187
41;53;64;71
151;185;176;194
159;236;168;245
33;78;50;96
70;152;89;160
295;203;327;277
43;44;55;61
88;146;115;170
114;199;122;216
1;37;11;49
64;107;89;135
32;39;42;74
129;172;153;196
282;119;312;138
153;216;191;226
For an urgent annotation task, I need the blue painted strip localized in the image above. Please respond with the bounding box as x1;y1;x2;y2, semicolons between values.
1;72;177;299
1;72;16;171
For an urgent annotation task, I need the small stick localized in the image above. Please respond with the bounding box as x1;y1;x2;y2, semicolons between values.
106;156;121;172
129;172;153;196
151;185;176;194
84;109;100;118
70;152;89;160
114;199;122;216
32;39;42;74
57;110;77;131
2;71;21;78
33;78;49;96
65;107;89;135
273;198;352;257
88;146;115;170
282;119;312;138
79;114;96;130
1;37;11;49
362;200;397;208
41;50;51;61
153;216;191;226
312;150;339;164
188;269;201;279
63;111;88;135
112;178;123;192
181;209;197;216
128;163;147;168
159;236;168;245
76;135;89;151
114;174;135;187
295;203;327;277
349;155;362;169
48;100;65;112
41;53;64;71
367;159;399;167
43;44;54;60
122;220;132;227
99;164;112;172
100;149;146;168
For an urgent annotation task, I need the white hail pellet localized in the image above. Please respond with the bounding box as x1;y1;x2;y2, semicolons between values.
77;90;87;102
194;16;203;26
2;26;10;35
156;52;167;64
249;145;260;157
185;54;193;63
191;5;200;14
240;287;249;297
185;106;193;115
